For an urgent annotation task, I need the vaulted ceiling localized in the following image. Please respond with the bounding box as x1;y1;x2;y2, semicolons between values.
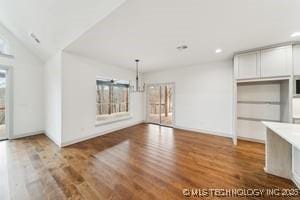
1;0;300;72
0;0;126;60
66;0;300;72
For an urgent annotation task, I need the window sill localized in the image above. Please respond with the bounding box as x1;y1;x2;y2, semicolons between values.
0;52;14;58
95;115;132;126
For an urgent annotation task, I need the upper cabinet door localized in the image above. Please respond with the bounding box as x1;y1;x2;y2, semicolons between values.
293;45;300;76
261;45;292;78
234;51;260;79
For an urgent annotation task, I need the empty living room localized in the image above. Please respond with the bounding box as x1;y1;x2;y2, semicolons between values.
1;0;300;199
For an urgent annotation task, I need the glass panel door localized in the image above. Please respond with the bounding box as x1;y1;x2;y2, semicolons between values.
147;85;161;124
147;83;174;127
160;84;174;126
0;70;6;140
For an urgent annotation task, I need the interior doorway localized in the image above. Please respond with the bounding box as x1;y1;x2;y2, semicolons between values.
146;83;174;127
0;68;8;140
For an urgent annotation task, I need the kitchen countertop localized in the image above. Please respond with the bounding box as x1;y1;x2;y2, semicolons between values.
262;121;300;150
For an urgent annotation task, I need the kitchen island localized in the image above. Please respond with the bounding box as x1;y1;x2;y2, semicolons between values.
262;121;300;188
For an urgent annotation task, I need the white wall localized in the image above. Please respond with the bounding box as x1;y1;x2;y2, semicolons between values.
61;51;144;145
44;52;62;145
144;60;233;137
0;23;44;137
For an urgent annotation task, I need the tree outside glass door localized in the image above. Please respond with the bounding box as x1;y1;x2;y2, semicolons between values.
147;83;174;127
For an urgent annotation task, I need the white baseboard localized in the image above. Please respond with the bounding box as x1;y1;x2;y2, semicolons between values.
292;172;300;189
60;121;144;147
264;167;291;180
44;132;62;147
11;130;44;139
237;136;265;144
174;125;232;139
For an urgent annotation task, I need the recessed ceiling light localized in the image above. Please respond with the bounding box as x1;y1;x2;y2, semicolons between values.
215;48;222;53
291;32;300;38
176;45;188;51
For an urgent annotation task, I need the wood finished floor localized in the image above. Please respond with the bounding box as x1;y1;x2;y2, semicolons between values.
0;123;297;200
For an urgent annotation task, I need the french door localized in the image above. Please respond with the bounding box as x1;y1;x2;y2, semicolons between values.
147;83;174;127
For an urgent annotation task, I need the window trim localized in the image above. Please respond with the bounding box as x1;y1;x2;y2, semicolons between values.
95;115;132;126
0;37;11;57
95;77;131;126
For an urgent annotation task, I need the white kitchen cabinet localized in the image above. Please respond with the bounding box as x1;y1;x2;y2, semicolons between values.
293;45;300;76
261;45;292;78
234;51;260;79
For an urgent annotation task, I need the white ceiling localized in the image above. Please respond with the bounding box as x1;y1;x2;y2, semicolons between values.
66;0;300;72
0;0;126;60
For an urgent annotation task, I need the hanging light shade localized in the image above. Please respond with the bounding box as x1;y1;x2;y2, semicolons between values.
133;59;145;92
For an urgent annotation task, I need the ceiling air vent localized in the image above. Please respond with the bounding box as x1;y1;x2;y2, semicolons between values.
30;33;40;44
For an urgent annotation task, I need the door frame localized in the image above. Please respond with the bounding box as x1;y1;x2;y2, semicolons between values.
146;82;175;127
0;65;13;140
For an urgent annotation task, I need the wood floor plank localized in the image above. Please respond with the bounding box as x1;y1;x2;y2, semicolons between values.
0;123;297;199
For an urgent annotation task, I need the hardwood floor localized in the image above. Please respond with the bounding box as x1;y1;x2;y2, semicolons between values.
0;123;297;200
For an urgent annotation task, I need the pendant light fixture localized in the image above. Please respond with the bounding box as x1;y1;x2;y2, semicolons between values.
132;59;145;92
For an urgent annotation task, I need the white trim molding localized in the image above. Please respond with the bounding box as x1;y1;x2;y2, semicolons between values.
11;130;44;139
44;132;62;147
174;125;232;139
237;136;265;144
95;115;133;126
0;52;14;59
60;121;144;147
292;172;300;188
